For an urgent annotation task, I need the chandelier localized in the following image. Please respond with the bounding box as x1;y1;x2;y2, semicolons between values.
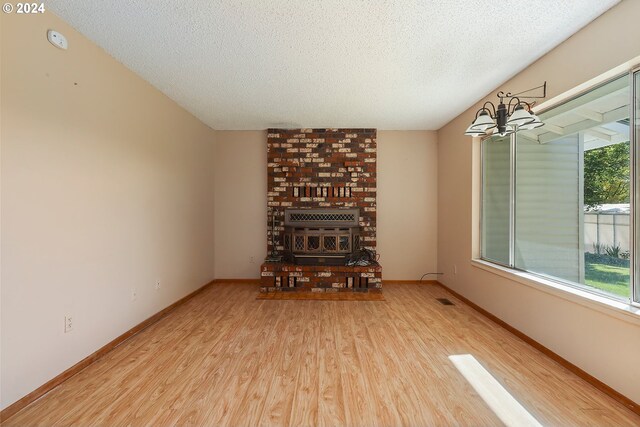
465;82;547;137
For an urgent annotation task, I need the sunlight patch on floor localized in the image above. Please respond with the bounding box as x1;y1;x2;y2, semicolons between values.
449;354;542;427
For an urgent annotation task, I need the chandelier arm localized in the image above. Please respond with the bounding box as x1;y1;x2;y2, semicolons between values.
507;96;523;113
521;100;535;112
480;101;497;117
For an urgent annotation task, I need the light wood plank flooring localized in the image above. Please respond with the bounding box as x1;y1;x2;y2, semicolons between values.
6;283;640;426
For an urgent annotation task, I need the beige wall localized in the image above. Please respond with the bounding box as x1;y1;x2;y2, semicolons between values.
438;0;640;403
213;130;438;280
1;12;216;410
377;131;438;279
214;131;267;278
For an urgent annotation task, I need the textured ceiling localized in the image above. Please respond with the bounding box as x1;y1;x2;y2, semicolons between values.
48;0;619;130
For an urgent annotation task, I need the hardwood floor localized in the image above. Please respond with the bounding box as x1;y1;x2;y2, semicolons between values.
6;283;640;426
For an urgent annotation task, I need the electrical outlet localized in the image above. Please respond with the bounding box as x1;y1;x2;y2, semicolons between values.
249;256;255;264
155;280;161;291
64;315;73;333
131;288;137;301
453;265;458;275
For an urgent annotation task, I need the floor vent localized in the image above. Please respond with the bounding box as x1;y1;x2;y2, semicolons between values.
436;298;455;306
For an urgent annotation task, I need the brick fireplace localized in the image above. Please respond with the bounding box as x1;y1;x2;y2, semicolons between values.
260;128;382;293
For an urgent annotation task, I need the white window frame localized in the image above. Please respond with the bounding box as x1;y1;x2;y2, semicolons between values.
479;69;640;308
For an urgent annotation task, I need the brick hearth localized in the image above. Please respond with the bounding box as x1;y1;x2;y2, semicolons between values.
260;263;382;293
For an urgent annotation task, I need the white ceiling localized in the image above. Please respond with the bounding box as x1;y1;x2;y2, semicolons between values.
48;0;619;130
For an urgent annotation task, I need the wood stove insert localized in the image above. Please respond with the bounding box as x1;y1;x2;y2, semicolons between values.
282;208;360;265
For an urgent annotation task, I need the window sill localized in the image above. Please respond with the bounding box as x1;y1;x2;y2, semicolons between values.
471;259;640;326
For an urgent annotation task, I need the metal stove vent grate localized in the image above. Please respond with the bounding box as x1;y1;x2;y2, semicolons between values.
289;213;356;222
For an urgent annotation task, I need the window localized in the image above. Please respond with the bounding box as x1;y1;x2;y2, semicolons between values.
482;72;640;304
482;134;511;266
